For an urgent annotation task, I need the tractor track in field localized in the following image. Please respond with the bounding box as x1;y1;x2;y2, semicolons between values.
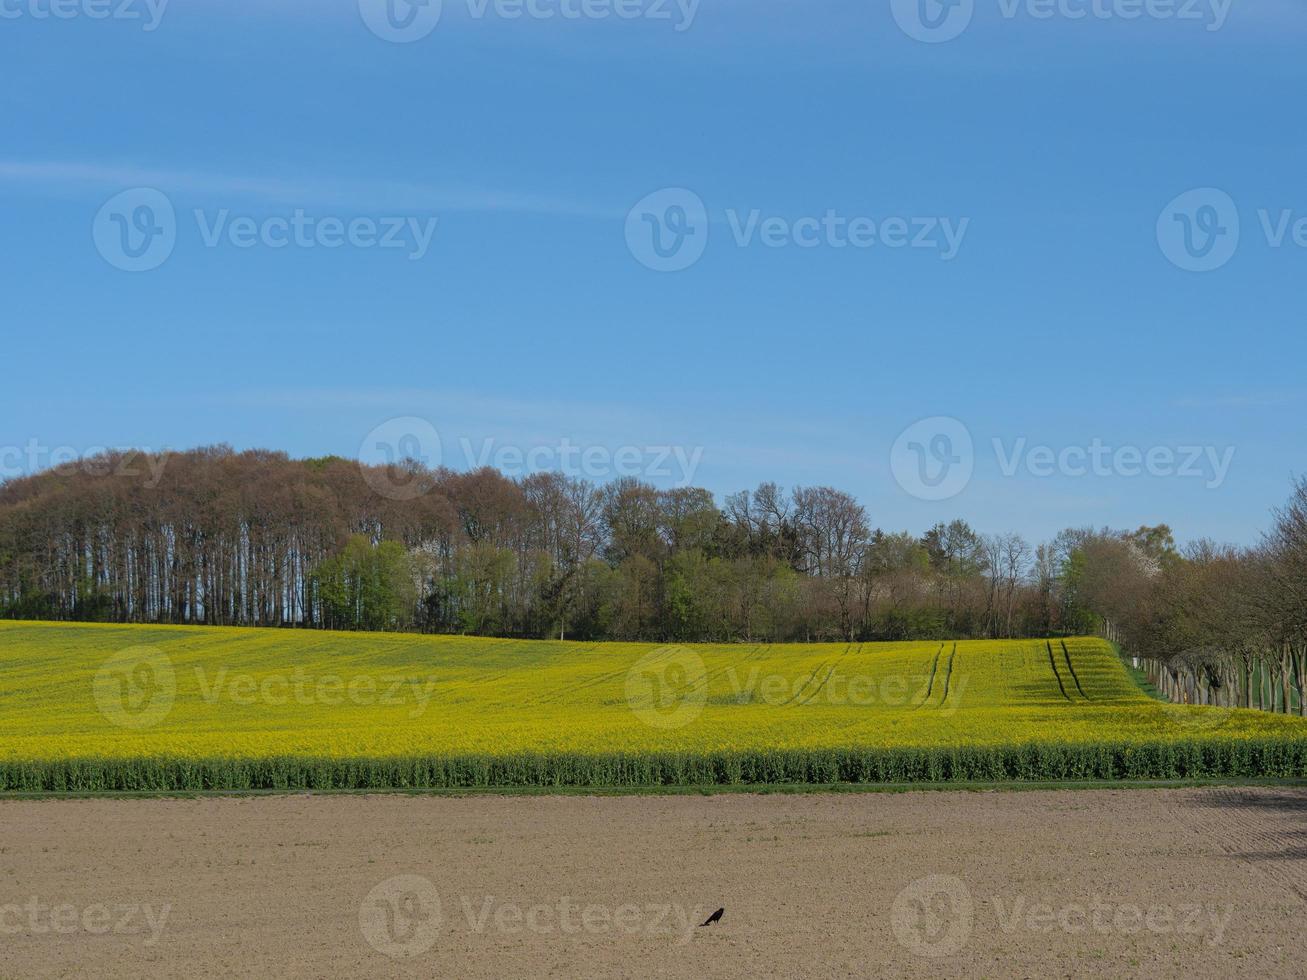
1167;786;1307;905
915;643;945;708
1060;640;1090;699
938;643;958;707
528;642;770;707
475;642;602;688
706;645;774;703
1046;641;1072;701
705;643;770;686
792;643;861;707
776;645;846;707
518;644;622;705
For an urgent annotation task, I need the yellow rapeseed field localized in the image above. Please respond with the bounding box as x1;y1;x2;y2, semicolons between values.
1;621;1304;790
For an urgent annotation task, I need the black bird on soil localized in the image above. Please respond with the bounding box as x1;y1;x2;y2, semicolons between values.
700;908;724;927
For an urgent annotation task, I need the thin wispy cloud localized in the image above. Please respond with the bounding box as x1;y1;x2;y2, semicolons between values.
0;159;621;219
223;386;654;425
221;386;872;444
218;386;876;475
1174;390;1305;410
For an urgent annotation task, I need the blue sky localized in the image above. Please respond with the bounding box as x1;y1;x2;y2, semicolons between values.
2;0;1304;545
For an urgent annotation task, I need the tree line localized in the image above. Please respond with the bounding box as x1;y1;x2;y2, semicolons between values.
1060;480;1307;716
0;446;1302;713
0;447;1085;640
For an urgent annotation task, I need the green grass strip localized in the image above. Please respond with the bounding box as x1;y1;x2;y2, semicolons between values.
4;739;1307;792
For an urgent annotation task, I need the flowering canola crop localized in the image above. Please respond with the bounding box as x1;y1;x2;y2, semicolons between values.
1;622;1304;790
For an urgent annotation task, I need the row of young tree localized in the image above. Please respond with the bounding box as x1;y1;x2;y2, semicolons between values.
0;446;1303;712
1062;480;1307;716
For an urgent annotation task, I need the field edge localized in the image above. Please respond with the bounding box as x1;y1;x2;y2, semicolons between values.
5;775;1307;801
5;737;1307;793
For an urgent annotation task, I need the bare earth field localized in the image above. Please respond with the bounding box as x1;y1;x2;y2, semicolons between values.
1;787;1304;979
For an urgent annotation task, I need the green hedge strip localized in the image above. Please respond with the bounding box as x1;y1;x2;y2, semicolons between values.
3;738;1306;792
